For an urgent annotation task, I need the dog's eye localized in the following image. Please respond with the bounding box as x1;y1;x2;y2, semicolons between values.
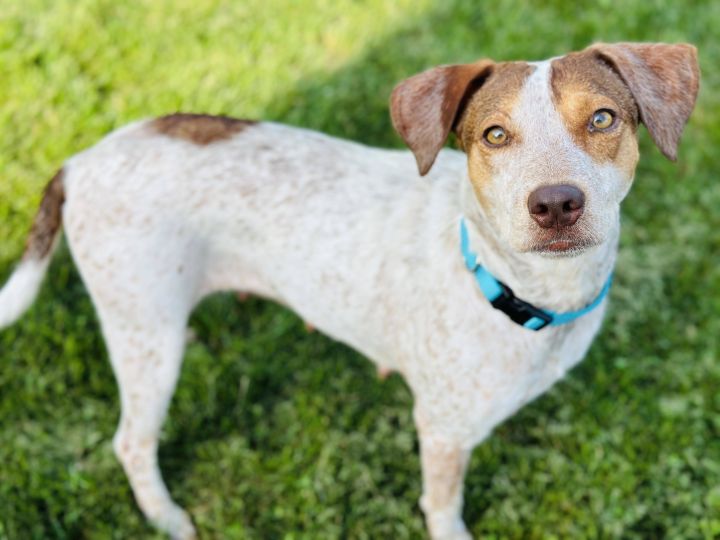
483;126;507;146
589;109;615;131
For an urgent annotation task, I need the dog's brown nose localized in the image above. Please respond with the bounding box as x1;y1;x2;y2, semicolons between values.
527;184;585;229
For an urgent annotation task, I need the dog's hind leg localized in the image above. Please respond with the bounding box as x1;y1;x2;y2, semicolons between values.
70;230;202;539
104;312;196;540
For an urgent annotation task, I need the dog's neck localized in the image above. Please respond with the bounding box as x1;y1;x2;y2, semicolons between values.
457;178;618;313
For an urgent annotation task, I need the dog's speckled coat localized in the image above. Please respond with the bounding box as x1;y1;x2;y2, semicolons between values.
0;43;699;539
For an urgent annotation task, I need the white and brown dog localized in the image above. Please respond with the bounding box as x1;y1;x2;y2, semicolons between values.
0;43;699;539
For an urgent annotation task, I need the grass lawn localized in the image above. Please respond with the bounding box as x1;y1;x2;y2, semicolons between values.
1;0;719;538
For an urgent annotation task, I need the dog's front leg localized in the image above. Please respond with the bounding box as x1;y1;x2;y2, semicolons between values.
416;418;472;540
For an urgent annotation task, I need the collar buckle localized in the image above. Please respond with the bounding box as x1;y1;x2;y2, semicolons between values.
490;282;554;330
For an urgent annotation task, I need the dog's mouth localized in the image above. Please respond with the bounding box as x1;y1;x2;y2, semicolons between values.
528;232;598;257
544;239;578;251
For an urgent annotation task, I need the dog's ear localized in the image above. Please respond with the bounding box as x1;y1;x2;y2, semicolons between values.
390;60;494;175
588;42;700;161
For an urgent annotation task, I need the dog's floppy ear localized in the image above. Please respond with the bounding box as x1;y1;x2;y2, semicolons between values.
390;60;494;175
588;42;700;161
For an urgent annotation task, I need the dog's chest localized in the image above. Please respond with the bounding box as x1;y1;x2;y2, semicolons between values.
478;310;604;438
405;291;606;445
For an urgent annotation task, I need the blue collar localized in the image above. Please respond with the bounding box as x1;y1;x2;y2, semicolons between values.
460;218;612;331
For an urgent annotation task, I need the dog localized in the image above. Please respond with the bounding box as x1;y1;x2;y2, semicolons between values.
0;42;699;539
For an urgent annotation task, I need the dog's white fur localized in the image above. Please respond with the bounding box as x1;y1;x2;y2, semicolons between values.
0;259;49;328
0;43;699;539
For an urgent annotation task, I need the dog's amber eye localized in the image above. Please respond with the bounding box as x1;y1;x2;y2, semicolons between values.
590;110;615;131
484;126;507;146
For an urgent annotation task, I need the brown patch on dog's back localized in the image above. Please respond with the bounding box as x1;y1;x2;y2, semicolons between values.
454;62;535;209
551;52;639;175
151;113;256;145
24;169;65;261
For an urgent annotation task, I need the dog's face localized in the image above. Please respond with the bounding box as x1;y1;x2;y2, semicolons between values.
391;43;699;256
457;56;640;256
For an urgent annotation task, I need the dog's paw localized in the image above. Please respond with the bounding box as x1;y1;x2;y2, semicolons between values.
431;525;472;540
152;504;197;540
427;512;472;540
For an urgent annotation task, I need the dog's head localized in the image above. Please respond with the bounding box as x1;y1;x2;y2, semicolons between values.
390;43;699;256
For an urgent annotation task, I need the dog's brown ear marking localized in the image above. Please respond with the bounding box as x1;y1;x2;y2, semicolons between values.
390;60;494;175
587;43;700;161
23;168;65;261
152;113;256;145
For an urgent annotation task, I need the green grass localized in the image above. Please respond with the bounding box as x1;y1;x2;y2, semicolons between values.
1;0;719;538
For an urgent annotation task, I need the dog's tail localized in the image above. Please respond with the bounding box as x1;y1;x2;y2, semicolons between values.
0;168;65;330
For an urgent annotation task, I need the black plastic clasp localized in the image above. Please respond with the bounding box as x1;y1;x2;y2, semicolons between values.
490;282;553;330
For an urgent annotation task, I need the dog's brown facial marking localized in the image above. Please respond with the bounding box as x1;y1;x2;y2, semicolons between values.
588;43;699;161
455;62;536;148
151;113;256;145
454;62;535;211
550;52;640;177
23;169;65;261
